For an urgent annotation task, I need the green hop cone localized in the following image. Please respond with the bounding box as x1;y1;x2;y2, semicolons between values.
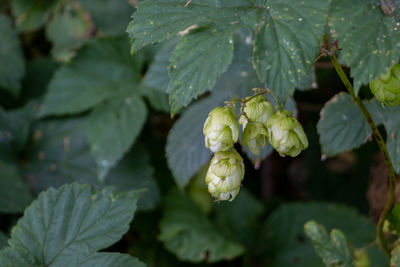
239;95;275;128
241;122;269;155
369;63;400;106
205;149;244;201
203;106;240;153
266;110;308;157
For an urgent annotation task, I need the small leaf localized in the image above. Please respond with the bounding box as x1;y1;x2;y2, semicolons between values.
0;183;142;266
41;37;141;116
11;0;61;32
329;0;400;93
80;0;134;35
87;93;147;180
317;93;380;157
304;221;354;267
45;5;91;61
0;14;25;95
126;0;253;52
168;25;236;114
159;189;244;263
251;0;329;104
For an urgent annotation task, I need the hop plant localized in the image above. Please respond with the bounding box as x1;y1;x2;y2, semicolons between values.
266;110;308;157
205;149;244;201
239;95;275;128
369;63;400;106
203;106;240;153
241;122;269;155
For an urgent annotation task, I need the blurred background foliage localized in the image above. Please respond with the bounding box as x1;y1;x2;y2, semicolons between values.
0;0;396;266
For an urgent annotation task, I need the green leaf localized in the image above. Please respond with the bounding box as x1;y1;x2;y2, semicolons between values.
261;202;378;267
304;221;354;267
87;93;147;180
329;0;400;93
317;93;371;157
251;0;329;104
41;37;141;116
126;0;253;52
76;253;146;267
143;40;176;94
45;5;91;61
388;195;400;233
159;189;244;263
23;118;98;193
0;14;25;95
23;118;158;211
0;183;142;266
11;0;61;32
0;160;32;213
166;33;260;187
105;146;160;211
214;189;263;246
81;0;134;35
168;25;236;114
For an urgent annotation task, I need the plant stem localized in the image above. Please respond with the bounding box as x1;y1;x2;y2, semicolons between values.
325;39;397;257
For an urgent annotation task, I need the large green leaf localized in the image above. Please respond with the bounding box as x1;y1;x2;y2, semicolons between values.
159;189;244;263
23;118;159;211
0;183;143;267
168;25;236;114
251;0;329;104
0;14;25;95
0;160;32;213
329;0;400;93
11;0;61;32
40;37;141;116
166;33;259;187
87;92;147;180
260;202;384;267
126;0;253;52
81;0;134;35
304;221;354;267
317;93;371;157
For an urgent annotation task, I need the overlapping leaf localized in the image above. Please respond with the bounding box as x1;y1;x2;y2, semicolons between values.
41;37;141;116
0;15;25;95
304;221;354;267
251;0;329;104
0;183;144;266
329;0;400;93
159;189;244;263
87;93;147;179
